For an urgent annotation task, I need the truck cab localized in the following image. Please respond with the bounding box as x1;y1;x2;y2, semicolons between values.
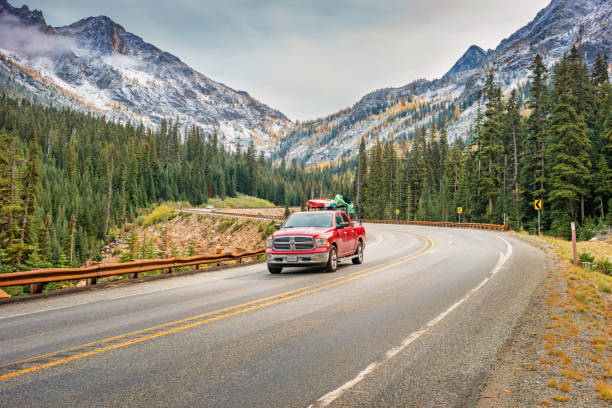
265;210;366;274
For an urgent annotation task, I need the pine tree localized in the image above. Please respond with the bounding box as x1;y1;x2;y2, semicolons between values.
478;71;505;223
548;52;591;223
354;137;367;218
520;54;549;229
594;156;611;219
19;129;41;247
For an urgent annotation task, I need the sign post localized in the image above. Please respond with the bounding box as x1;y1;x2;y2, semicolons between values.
395;208;399;220
534;199;542;237
571;221;578;267
457;207;463;223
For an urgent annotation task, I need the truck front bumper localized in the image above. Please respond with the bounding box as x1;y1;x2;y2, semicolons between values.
266;249;329;267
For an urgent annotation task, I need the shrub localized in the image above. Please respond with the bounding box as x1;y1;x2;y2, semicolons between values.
578;252;595;264
143;205;177;227
594;258;612;276
578;217;597;241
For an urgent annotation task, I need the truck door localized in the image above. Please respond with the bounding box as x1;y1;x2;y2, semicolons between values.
340;212;355;255
335;212;349;256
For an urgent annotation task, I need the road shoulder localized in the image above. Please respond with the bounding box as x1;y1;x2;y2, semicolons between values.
476;234;612;407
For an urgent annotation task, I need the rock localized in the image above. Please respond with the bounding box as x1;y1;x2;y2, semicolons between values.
76;280;87;287
0;289;10;299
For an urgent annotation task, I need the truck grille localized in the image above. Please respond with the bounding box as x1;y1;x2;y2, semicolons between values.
273;236;315;251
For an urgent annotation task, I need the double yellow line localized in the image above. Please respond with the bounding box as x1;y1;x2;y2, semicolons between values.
0;230;434;381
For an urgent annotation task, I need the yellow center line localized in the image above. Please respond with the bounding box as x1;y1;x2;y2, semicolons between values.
0;230;434;381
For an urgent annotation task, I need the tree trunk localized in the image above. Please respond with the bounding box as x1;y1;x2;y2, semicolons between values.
104;158;115;238
601;197;605;220
7;142;16;245
581;195;585;222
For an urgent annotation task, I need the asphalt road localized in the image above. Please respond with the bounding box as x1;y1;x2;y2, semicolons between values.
0;224;549;407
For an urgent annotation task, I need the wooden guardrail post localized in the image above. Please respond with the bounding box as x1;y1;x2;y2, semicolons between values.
87;277;97;286
30;283;44;294
128;272;137;279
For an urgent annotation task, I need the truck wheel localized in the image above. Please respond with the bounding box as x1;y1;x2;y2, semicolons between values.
325;245;338;272
352;240;363;264
268;265;282;274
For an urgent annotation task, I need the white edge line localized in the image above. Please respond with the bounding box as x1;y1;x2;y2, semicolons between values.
309;236;513;408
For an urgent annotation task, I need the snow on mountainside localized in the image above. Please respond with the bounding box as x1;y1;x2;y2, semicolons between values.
0;0;610;163
276;0;612;165
0;0;290;149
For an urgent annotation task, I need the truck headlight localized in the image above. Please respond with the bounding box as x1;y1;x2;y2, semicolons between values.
266;238;274;248
315;238;330;247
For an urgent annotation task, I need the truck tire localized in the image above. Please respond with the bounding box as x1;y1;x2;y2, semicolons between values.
352;240;363;264
325;245;338;273
268;265;282;274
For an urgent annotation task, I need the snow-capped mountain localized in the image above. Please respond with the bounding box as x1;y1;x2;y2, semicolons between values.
0;0;610;163
275;0;612;164
0;0;290;149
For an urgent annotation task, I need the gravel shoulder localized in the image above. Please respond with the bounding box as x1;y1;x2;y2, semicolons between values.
476;233;612;407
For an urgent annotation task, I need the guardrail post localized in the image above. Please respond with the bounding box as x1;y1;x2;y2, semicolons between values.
128;273;137;279
163;268;171;274
86;278;97;286
192;264;199;270
30;283;44;294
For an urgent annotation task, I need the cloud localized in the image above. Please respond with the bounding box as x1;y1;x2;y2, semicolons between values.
101;54;142;70
0;12;75;57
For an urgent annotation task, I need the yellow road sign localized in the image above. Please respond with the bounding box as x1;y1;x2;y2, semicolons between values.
227;206;231;210
534;199;542;211
457;207;463;214
395;208;400;215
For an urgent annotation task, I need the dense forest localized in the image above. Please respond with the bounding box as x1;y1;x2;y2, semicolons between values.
0;45;609;273
354;47;611;239
0;99;352;271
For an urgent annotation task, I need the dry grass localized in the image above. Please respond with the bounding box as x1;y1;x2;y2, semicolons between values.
595;381;612;400
560;368;584;382
559;381;571;393
551;395;570;402
547;378;558;388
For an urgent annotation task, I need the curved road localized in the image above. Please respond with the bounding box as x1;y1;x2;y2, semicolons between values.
0;224;549;407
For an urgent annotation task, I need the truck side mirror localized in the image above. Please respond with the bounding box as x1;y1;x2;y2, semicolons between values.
275;224;281;230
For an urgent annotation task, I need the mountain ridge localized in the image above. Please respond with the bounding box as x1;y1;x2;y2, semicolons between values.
275;0;611;164
0;0;610;161
0;0;290;149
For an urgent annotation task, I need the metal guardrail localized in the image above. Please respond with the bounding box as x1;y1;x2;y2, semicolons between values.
361;219;509;231
194;209;509;231
0;248;265;294
209;210;286;221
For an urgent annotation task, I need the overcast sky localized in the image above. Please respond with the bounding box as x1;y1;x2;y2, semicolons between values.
23;0;551;120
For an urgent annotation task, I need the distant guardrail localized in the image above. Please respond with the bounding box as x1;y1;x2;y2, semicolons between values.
195;210;509;231
0;248;265;295
361;219;509;231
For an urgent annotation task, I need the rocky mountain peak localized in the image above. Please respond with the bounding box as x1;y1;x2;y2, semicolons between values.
444;45;487;77
0;0;47;28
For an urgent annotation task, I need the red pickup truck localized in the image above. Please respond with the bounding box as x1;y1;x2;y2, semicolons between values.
265;210;366;274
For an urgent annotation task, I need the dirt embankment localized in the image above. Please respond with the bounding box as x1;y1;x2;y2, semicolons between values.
99;213;277;264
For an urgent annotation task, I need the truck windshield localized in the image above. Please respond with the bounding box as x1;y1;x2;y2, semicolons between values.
284;213;333;228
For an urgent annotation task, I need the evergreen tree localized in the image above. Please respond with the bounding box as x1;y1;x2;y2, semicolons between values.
548;51;591;224
477;71;505;223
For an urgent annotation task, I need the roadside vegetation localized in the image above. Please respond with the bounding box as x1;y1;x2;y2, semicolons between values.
207;194;276;208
